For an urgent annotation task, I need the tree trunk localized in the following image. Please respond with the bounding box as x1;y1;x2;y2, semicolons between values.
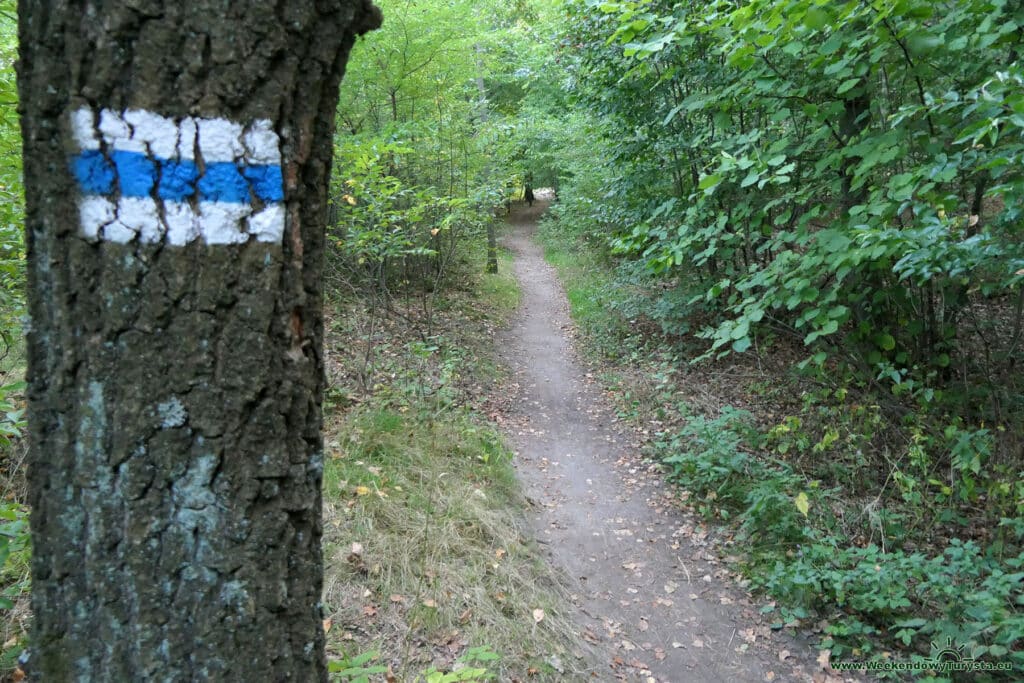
486;225;499;274
473;45;498;275
839;87;871;215
17;1;380;680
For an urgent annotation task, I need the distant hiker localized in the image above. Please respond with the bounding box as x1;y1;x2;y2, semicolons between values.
525;184;535;207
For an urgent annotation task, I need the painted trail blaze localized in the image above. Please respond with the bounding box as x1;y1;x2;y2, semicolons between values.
70;107;285;246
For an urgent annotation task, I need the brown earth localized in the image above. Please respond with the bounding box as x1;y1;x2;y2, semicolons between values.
497;201;862;683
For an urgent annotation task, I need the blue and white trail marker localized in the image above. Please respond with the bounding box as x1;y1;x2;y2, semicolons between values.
70;108;285;246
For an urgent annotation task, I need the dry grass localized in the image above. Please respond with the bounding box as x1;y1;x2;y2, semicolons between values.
319;247;592;681
321;408;591;681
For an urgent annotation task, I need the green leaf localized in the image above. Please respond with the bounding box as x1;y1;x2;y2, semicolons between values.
907;31;942;56
803;6;831;30
836;78;860;95
875;333;896;351
699;173;722;191
782;40;804;56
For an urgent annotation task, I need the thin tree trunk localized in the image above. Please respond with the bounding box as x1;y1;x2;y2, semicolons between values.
474;45;498;275
17;1;380;680
840;90;871;214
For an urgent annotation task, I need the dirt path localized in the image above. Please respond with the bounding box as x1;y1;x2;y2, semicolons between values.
497;202;854;683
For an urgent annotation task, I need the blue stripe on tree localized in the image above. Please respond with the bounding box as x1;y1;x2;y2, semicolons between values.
70;150;283;203
242;166;285;203
112;150;158;197
197;163;251;203
159;161;200;201
71;150;116;195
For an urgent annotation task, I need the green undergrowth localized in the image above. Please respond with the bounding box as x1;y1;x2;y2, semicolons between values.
539;213;1023;680
476;250;520;316
654;409;1023;679
538;220;637;361
0;375;28;677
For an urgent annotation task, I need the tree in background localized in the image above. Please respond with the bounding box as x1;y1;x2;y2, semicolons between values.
327;0;532;339
17;1;379;679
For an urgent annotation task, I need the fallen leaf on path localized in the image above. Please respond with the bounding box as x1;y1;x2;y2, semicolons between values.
664;581;678;594
354;485;371;496
389;594;404;603
532;608;545;623
817;650;831;670
361;605;377;617
422;599;437;608
672;642;684;649
638;618;649;632
693;638;704;648
322;618;332;634
778;650;791;661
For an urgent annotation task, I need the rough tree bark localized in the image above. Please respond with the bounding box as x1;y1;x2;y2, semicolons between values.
17;1;380;680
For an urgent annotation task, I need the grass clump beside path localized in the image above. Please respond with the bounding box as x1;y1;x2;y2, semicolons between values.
322;408;585;681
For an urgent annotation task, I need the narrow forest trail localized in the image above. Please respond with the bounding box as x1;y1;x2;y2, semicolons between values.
497;202;856;683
